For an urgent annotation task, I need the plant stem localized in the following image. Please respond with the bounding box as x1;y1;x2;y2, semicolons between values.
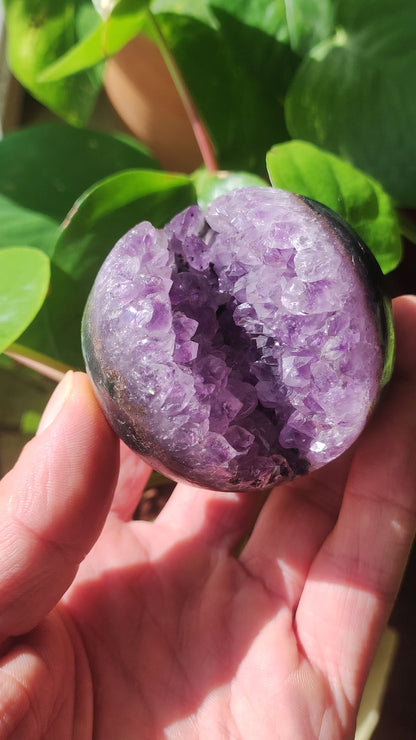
147;10;218;173
6;344;71;382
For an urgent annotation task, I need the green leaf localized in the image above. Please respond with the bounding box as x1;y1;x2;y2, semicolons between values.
151;0;299;175
266;140;402;274
284;0;416;207
40;0;149;82
4;0;102;125
0;123;158;255
283;0;335;54
0;247;50;354
21;170;196;368
193;168;267;208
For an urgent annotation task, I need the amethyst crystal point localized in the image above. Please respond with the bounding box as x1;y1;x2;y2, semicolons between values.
82;187;393;492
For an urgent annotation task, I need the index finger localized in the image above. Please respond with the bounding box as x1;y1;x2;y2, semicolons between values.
0;372;119;642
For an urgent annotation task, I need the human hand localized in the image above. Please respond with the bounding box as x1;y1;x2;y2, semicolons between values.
1;295;416;740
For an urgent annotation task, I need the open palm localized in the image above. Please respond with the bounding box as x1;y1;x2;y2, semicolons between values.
1;296;415;740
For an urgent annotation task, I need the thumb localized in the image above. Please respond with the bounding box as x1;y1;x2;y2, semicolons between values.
0;371;119;641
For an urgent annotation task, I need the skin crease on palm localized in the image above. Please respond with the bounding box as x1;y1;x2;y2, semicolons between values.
0;297;415;739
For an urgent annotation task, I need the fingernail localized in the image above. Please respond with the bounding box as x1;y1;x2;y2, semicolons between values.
37;371;74;434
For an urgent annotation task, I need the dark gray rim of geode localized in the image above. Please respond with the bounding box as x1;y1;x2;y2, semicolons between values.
300;195;395;388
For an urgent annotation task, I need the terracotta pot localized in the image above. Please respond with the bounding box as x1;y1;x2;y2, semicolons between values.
104;34;203;173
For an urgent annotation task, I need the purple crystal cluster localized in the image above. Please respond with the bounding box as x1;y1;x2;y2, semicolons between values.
82;187;390;491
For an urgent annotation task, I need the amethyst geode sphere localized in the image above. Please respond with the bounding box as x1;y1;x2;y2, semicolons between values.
82;187;393;491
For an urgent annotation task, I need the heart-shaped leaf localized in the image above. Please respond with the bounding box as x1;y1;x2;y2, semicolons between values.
0;247;50;354
284;0;416;207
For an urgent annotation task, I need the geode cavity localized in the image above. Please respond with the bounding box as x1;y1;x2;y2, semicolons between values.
82;187;393;491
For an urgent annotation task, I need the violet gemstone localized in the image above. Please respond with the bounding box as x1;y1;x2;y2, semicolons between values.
82;187;393;491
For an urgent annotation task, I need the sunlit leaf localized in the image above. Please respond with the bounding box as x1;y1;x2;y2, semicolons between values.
4;0;102;124
0;247;50;354
39;0;149;81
